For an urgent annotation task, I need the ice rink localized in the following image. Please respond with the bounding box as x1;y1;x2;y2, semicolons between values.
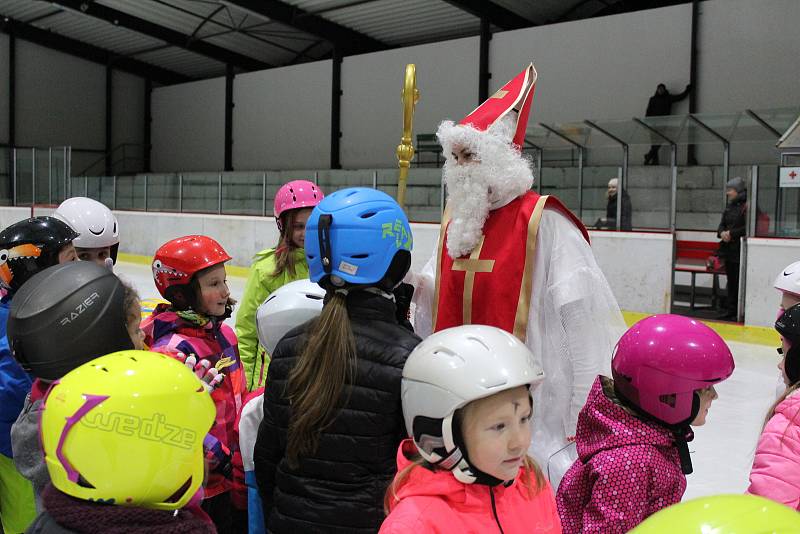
115;260;780;501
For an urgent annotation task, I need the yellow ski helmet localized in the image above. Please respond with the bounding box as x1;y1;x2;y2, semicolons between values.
630;493;800;533
40;350;215;510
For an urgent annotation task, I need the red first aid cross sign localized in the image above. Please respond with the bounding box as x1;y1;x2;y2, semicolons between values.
780;167;800;188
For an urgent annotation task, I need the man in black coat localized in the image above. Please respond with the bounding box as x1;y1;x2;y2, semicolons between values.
644;83;691;165
717;177;747;320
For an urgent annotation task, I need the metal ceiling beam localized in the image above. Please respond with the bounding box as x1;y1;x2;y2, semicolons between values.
441;0;535;30
0;16;189;85
224;0;387;55
51;0;271;71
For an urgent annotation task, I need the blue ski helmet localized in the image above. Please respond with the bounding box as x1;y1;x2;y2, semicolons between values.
305;188;412;290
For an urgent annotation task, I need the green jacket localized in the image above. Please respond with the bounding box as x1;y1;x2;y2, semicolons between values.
236;247;309;391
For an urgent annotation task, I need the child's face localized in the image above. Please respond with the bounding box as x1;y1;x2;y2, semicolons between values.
461;385;532;482
57;243;78;263
195;264;230;317
780;292;800;313
691;386;718;426
127;298;145;350
290;208;312;249
77;246;112;266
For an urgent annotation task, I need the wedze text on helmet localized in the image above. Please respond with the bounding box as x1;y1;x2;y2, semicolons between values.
79;411;196;450
59;292;101;327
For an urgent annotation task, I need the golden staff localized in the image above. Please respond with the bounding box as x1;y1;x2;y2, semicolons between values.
396;64;419;209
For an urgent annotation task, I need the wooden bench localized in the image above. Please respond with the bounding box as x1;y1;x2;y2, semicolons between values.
674;240;724;310
415;134;442;167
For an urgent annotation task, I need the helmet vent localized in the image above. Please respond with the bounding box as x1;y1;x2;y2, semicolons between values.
77;474;96;489
304;294;323;300
128;356;138;362
359;211;376;219
100;367;109;373
466;336;490;352
350;254;368;259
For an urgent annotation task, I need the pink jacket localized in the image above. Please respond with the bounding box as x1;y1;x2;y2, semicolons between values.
747;389;800;509
556;377;686;533
380;440;561;534
141;304;246;502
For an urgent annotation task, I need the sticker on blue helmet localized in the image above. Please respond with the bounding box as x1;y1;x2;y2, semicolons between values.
381;219;412;250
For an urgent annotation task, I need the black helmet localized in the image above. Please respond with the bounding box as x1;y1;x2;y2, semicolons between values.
0;217;79;292
776;303;800;385
7;261;134;381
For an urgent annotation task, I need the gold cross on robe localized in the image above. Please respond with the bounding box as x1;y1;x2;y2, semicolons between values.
451;236;495;324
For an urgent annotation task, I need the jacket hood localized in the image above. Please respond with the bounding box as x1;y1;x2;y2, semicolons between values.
389;439;529;512
576;377;677;462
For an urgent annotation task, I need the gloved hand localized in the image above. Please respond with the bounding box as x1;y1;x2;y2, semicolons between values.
175;352;225;392
203;434;233;480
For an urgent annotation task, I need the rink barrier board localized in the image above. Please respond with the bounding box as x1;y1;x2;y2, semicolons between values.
118;252;778;348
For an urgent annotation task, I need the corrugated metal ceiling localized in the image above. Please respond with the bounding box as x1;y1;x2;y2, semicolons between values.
0;0;655;82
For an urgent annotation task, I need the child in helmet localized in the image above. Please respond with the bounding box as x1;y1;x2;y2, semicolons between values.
236;180;323;391
775;260;800;313
142;235;246;533
253;187;420;533
239;279;325;534
6;261;153;508
53;197;120;269
381;325;561;533
0;216;78;533
28;350;217;533
556;314;735;533
746;303;800;509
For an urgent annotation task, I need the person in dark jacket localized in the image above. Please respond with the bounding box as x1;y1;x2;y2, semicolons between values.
595;178;633;231
717;177;748;320
253;188;421;533
644;83;691;165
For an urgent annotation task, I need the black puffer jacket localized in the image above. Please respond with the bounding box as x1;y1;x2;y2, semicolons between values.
254;290;421;533
717;191;747;262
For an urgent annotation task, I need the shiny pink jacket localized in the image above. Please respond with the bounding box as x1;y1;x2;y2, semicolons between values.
747;389;800;509
380;440;561;534
556;377;686;533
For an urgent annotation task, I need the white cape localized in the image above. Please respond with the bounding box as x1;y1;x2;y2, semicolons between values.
410;206;627;470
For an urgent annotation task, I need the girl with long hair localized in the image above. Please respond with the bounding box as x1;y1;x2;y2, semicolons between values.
747;303;800;509
236;180;324;391
253;188;419;533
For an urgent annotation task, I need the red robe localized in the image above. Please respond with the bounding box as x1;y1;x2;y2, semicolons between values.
433;191;588;341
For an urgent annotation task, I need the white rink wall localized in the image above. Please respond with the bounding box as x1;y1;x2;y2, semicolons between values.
3;207;676;315
4;207;797;322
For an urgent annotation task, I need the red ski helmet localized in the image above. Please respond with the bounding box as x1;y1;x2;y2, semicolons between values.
152;236;231;305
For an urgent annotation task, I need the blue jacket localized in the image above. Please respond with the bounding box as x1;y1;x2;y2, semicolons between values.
0;296;33;458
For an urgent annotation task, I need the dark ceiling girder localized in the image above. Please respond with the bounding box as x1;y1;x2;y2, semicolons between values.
51;0;271;71
440;0;535;30
225;0;387;55
0;16;189;85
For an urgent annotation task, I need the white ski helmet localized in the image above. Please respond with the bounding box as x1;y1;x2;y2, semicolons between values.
53;197;120;262
401;325;545;484
775;261;800;297
256;279;325;354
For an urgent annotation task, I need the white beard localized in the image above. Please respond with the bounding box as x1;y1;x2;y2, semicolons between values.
444;162;491;259
440;121;536;260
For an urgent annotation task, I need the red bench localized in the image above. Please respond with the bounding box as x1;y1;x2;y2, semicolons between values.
674;240;724;310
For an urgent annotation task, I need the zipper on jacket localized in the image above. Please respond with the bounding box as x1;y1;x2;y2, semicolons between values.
489;487;505;534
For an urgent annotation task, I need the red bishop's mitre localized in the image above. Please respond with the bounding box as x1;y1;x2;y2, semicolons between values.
459;63;537;149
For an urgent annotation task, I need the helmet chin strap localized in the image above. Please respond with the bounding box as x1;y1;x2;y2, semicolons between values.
613;384;698;475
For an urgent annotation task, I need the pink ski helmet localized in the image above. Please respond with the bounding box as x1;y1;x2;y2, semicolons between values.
612;314;734;426
274;180;324;231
